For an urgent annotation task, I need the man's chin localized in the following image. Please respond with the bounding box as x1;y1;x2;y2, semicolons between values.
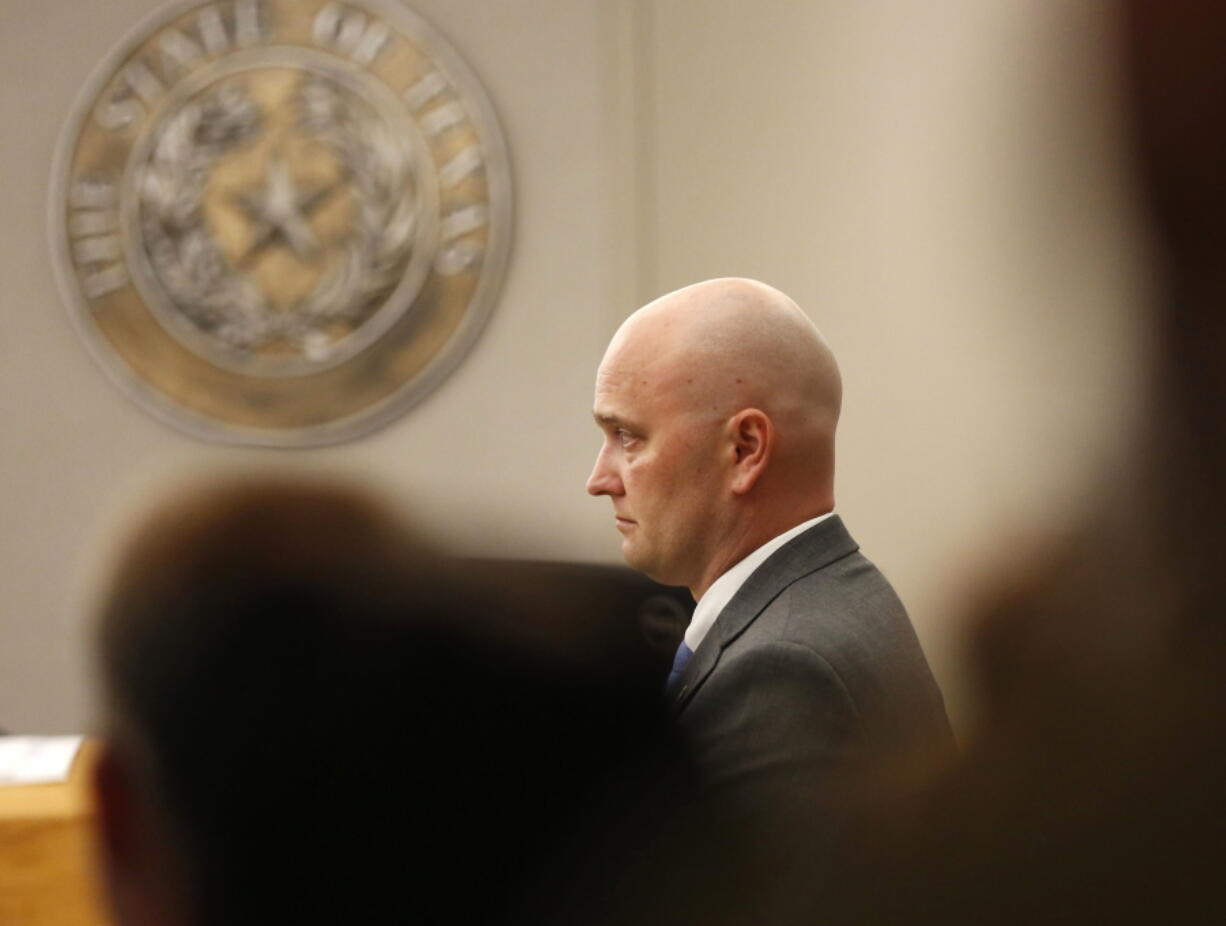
621;543;672;585
620;541;651;574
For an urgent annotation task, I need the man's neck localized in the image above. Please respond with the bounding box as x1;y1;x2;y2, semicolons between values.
689;504;834;600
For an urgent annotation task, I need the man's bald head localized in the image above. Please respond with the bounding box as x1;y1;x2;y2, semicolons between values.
588;278;842;595
606;278;841;477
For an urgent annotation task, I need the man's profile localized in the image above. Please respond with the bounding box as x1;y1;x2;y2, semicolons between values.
587;277;952;815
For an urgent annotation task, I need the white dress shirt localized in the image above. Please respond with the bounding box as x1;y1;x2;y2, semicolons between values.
684;512;835;653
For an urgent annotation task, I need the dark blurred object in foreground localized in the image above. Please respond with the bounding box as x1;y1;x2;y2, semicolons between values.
91;476;722;926
806;2;1226;923
474;558;694;682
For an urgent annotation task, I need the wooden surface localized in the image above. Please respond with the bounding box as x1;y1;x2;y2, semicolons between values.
0;740;112;926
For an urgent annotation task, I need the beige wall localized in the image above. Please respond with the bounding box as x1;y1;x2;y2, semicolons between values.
1;0;636;732
0;0;1149;733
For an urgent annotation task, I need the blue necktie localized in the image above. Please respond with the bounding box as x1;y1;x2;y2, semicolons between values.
666;641;694;694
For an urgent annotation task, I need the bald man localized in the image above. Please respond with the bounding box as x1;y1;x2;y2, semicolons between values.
587;278;951;815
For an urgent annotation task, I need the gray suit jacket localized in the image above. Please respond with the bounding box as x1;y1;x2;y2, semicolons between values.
670;515;952;807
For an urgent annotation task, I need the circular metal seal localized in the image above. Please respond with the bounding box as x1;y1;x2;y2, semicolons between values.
50;0;512;445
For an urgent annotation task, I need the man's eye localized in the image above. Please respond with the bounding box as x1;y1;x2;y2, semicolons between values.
617;429;636;447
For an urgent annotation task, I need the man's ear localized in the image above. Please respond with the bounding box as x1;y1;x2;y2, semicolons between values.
728;409;772;495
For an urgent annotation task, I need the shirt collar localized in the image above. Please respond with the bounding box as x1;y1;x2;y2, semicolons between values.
684;512;834;652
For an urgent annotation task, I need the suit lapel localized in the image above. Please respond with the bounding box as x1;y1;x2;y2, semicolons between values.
668;515;859;714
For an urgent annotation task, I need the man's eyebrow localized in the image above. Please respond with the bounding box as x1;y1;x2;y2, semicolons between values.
593;411;631;429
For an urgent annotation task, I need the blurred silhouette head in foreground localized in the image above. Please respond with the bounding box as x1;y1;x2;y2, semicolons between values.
91;475;709;926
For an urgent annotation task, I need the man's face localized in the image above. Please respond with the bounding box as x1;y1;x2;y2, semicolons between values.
586;334;725;590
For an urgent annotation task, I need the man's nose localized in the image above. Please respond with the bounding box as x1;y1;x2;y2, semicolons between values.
586;448;623;497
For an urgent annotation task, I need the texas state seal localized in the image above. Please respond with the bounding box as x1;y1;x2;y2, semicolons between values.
50;0;511;444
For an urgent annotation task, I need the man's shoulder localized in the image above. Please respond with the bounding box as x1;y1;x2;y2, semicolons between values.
748;543;908;651
727;522;928;682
